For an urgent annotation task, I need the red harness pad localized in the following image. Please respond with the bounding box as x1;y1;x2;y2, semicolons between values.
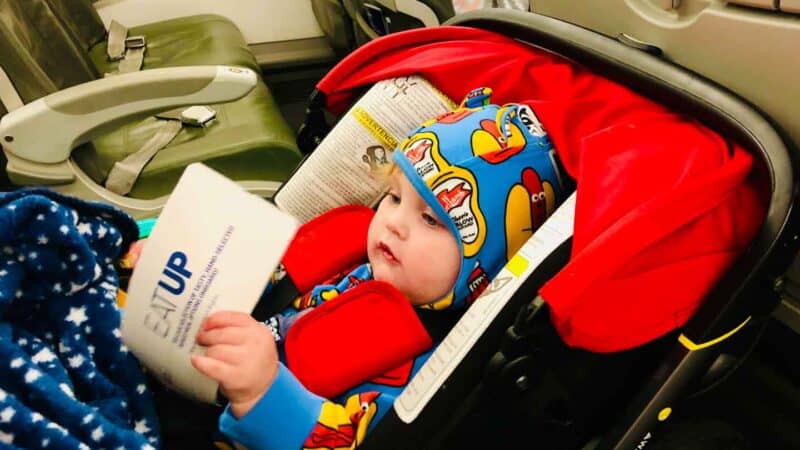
285;280;432;398
282;205;374;293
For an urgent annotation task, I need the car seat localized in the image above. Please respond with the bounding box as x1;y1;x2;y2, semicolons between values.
0;0;301;218
286;9;799;450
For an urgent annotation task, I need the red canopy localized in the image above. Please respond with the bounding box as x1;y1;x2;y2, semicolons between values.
317;26;765;352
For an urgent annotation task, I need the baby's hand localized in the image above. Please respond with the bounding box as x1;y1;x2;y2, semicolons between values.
119;239;147;269
191;311;279;418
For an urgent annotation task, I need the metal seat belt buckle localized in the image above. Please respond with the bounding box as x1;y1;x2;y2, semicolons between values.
180;106;217;127
124;35;146;50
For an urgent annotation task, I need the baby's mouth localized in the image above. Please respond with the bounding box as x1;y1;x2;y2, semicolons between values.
378;241;399;264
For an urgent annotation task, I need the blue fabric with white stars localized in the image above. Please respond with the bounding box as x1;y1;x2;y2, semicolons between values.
0;189;160;449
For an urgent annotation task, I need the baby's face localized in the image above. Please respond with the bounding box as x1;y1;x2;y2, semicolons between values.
367;171;461;306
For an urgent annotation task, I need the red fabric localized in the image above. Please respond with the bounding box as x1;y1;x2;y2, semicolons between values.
285;281;432;398
539;127;763;352
281;205;373;293
316;27;766;352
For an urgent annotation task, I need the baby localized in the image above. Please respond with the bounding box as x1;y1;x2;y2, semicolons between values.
192;88;566;449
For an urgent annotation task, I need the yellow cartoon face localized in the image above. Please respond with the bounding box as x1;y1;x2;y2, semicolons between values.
504;168;556;260
470;112;528;164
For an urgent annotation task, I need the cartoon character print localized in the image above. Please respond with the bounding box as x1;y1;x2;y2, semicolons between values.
430;165;487;259
422;168;488;312
294;288;337;310
460;86;493;108
302;392;380;450
402;132;442;179
516;104;547;137
434;177;481;253
436;181;471;211
434;108;475;124
465;261;489;306
470;107;529;164
292;264;363;310
504;168;556;260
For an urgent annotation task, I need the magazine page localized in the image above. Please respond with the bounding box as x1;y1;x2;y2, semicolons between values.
275;75;456;222
121;163;299;404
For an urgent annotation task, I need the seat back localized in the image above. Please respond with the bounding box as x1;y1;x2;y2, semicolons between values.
0;0;106;175
0;10;57;115
0;0;98;116
43;0;107;52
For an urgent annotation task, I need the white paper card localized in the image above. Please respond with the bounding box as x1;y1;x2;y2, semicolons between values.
121;163;299;404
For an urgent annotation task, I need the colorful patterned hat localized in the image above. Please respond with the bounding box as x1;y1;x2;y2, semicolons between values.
392;88;566;310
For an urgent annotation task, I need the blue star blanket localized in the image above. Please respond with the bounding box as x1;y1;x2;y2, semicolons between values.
0;190;160;449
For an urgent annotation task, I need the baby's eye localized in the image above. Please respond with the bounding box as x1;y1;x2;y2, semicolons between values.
386;192;400;204
422;212;439;227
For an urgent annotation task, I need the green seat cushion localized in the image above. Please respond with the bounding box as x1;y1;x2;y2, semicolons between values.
72;82;302;199
89;14;260;74
77;13;302;199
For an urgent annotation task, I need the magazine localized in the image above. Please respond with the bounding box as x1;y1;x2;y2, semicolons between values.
120;163;299;404
274;75;456;222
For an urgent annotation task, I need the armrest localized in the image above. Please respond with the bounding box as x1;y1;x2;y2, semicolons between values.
0;65;257;164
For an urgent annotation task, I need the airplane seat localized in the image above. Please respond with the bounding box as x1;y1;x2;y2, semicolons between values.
0;0;301;213
311;0;456;54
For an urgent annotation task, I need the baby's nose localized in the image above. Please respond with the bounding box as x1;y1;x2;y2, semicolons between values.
387;212;409;238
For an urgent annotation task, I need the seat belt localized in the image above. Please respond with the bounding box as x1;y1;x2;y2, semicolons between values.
104;106;217;196
105;119;182;195
0;66;23;112
106;20;146;73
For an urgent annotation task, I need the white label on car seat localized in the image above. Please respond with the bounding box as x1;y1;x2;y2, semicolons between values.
394;192;576;423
